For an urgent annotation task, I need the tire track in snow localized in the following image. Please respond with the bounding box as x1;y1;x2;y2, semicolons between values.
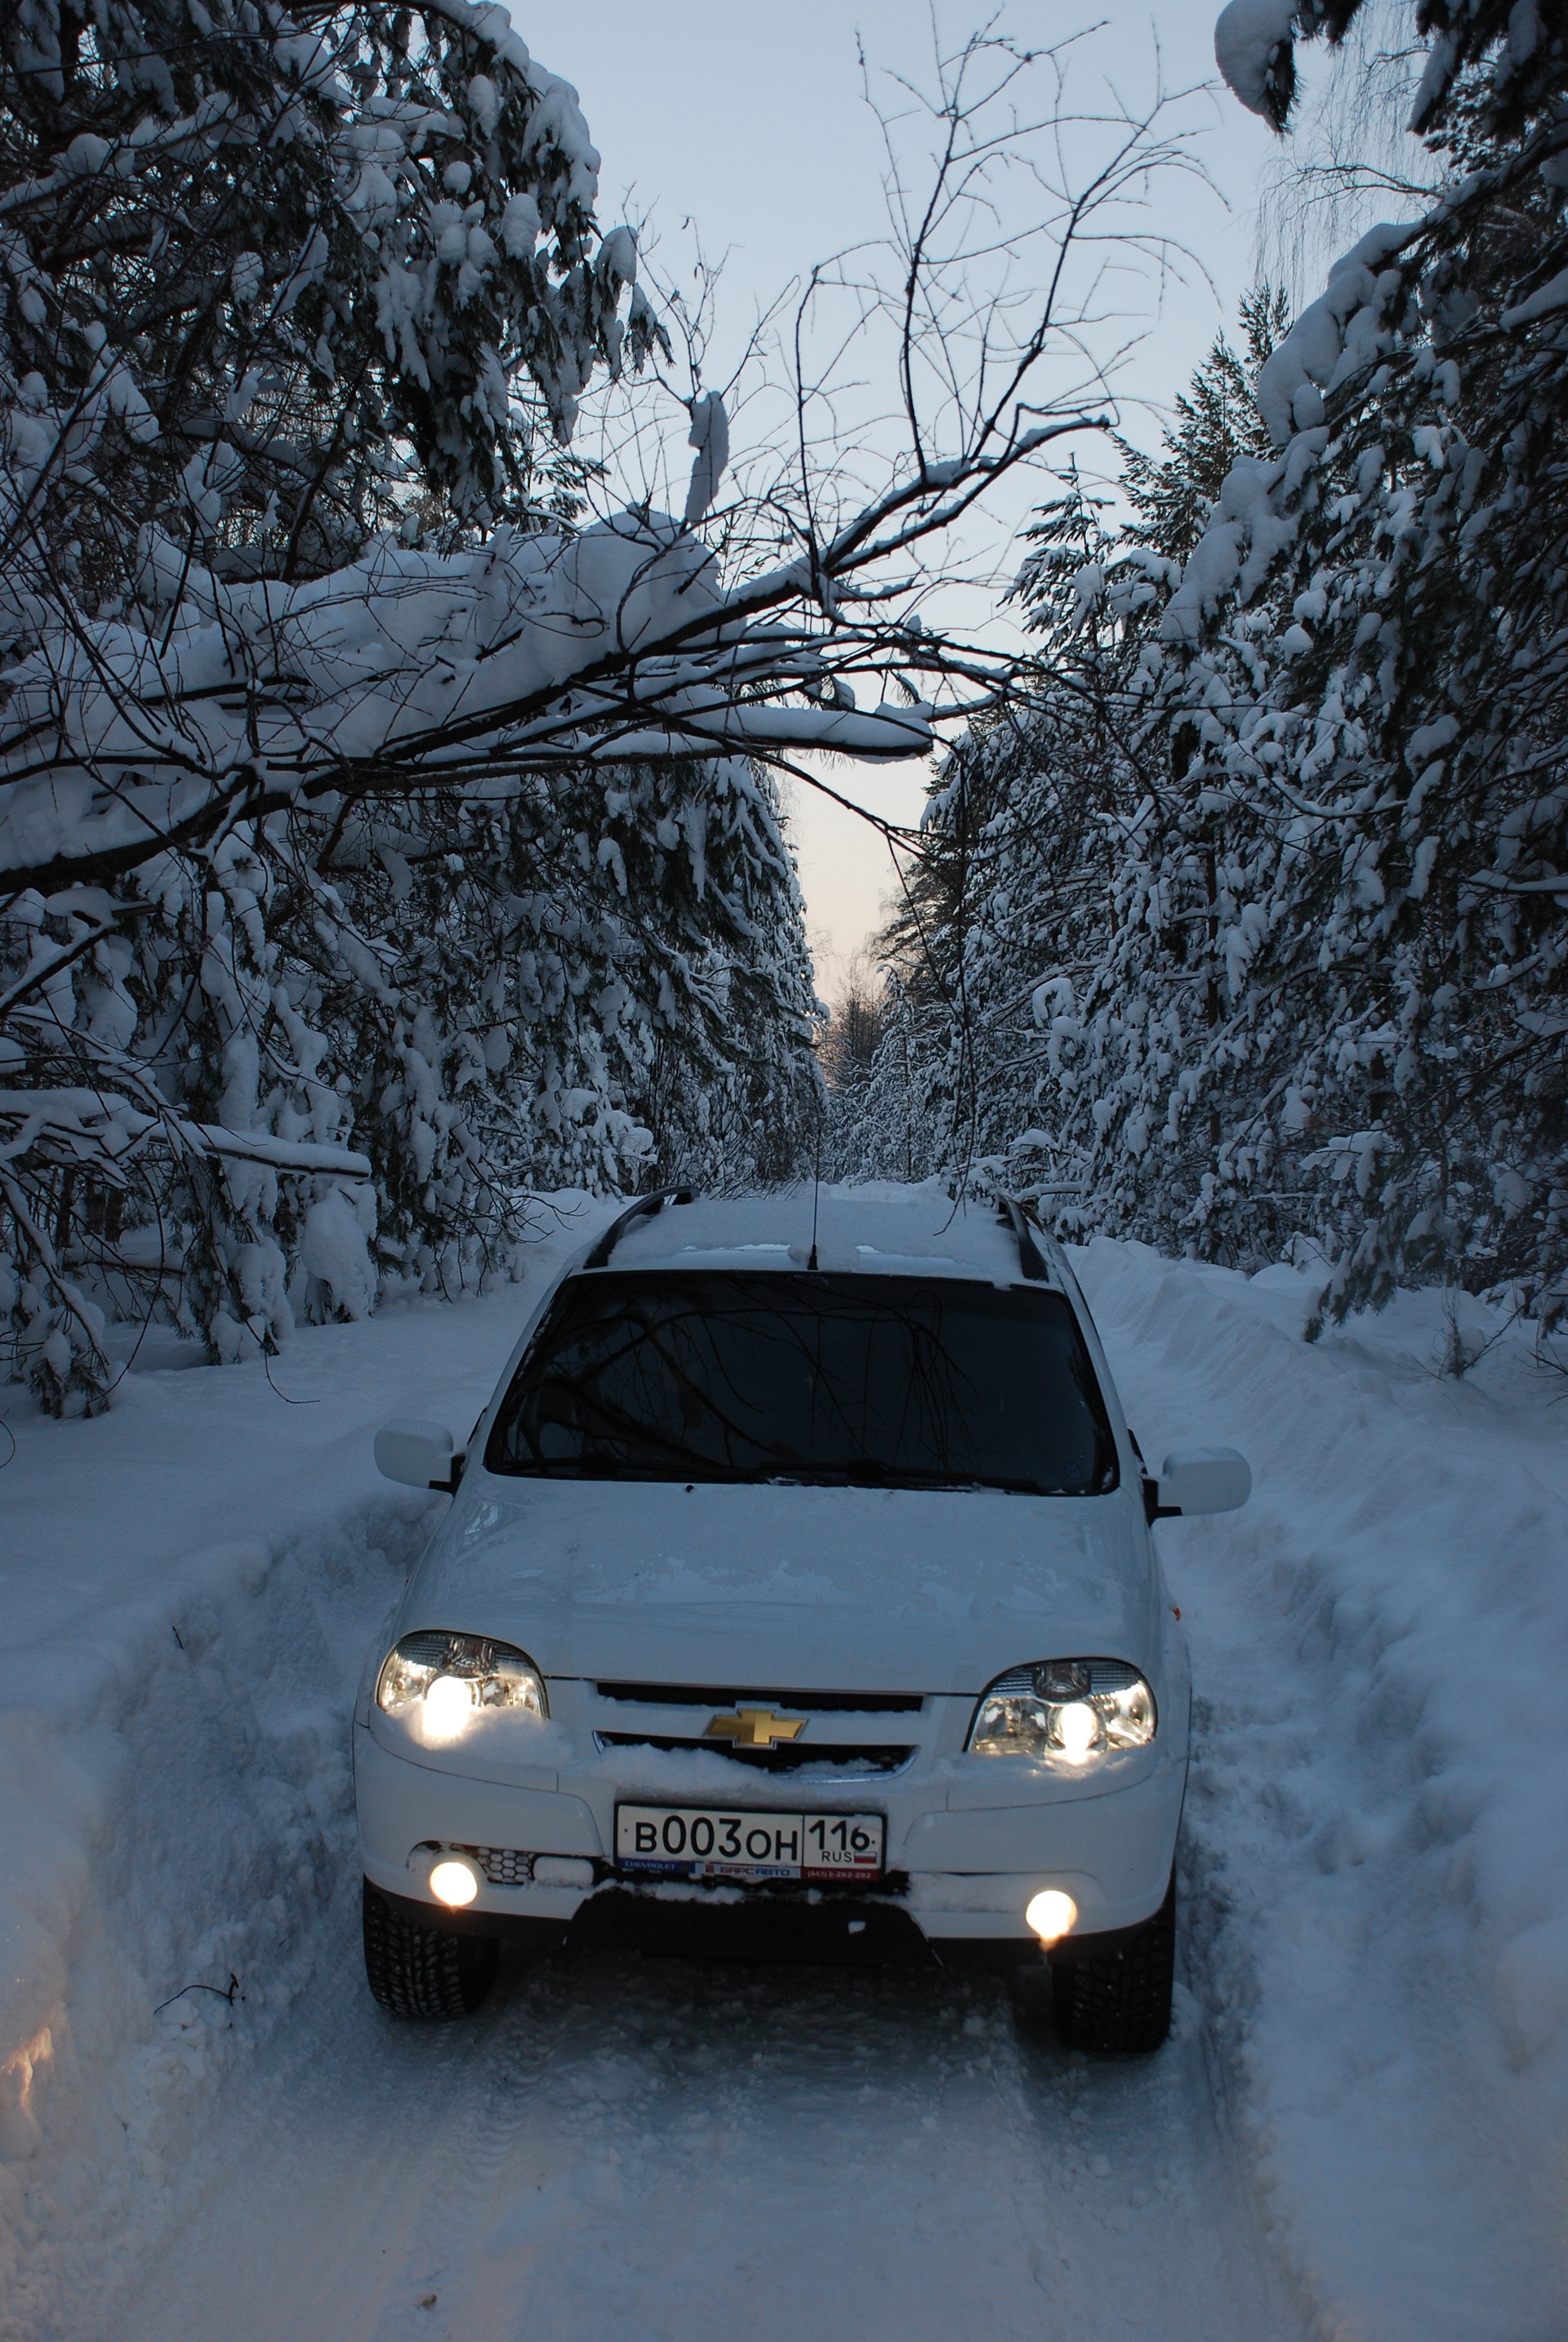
34;1259;1316;2342
91;1930;1302;2342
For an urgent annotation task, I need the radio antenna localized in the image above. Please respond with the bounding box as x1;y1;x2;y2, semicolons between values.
807;1104;823;1271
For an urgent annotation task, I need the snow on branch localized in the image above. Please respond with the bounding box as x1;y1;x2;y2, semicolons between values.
0;24;1203;894
0;1090;372;1178
1214;0;1301;127
0;7;1209;1410
1213;0;1564;138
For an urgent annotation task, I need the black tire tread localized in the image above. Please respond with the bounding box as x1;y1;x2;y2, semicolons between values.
362;1882;498;2019
1050;1874;1175;2055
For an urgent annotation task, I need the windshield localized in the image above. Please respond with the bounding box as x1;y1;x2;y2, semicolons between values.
483;1271;1118;1496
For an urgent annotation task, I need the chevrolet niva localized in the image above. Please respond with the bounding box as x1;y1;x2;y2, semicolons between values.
355;1185;1249;2053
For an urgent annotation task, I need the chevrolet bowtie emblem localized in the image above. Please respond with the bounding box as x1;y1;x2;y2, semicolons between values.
703;1707;806;1750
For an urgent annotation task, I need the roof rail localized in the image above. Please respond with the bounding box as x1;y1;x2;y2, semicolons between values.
583;1186;696;1271
996;1195;1050;1283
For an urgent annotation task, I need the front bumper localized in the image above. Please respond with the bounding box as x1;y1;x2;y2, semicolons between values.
355;1721;1185;1970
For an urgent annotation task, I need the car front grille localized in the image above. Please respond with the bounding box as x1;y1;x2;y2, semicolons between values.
594;1681;924;1714
594;1731;915;1775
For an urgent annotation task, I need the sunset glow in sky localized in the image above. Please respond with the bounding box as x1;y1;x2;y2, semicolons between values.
559;4;1281;995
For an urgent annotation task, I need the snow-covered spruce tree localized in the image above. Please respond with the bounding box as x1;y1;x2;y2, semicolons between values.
168;750;822;1345
909;477;1175;1205
826;976;941;1185
953;10;1568;1326
837;299;1288;1218
866;306;1290;1218
0;0;648;595
581;759;824;1196
0;0;815;1404
1075;1;1568;1325
963;299;1306;1248
1117;288;1293;563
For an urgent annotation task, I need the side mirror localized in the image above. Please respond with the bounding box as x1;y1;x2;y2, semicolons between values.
375;1418;464;1493
1156;1446;1250;1518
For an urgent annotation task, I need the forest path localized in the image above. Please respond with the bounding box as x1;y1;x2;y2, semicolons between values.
20;1222;1561;2342
98;1909;1295;2342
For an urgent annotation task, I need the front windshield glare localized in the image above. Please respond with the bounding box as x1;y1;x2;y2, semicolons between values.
483;1271;1118;1496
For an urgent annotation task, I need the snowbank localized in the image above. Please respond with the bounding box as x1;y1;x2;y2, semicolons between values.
1078;1241;1568;2337
0;1193;612;2331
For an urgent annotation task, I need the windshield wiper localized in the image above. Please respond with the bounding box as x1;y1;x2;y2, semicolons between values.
500;1455;1058;1494
757;1462;1054;1495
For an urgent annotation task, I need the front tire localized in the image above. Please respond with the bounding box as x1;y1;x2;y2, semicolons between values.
1050;1872;1175;2055
362;1881;499;2019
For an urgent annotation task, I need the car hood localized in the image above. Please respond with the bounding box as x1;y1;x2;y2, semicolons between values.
398;1475;1154;1694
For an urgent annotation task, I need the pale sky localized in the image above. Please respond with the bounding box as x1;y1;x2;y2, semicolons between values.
548;3;1281;1000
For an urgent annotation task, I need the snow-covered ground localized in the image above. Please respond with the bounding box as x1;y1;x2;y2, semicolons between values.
1076;1241;1568;2338
1;1197;1563;2340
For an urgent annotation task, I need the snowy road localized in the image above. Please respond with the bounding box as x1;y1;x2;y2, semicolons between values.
5;1210;1566;2340
96;1922;1292;2342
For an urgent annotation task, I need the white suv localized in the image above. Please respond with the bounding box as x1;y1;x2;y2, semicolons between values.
355;1186;1248;2052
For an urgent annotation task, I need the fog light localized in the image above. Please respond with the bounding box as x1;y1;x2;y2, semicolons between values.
429;1856;482;1908
1026;1889;1078;1944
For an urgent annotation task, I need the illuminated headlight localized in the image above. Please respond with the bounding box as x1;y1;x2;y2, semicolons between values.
376;1632;547;1743
968;1659;1156;1762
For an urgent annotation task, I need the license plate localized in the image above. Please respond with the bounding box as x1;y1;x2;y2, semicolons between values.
616;1802;884;1883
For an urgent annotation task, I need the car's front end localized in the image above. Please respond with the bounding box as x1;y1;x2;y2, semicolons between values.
354;1465;1191;1976
354;1188;1248;2044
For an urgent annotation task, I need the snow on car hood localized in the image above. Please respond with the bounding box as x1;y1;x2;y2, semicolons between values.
399;1475;1155;1693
